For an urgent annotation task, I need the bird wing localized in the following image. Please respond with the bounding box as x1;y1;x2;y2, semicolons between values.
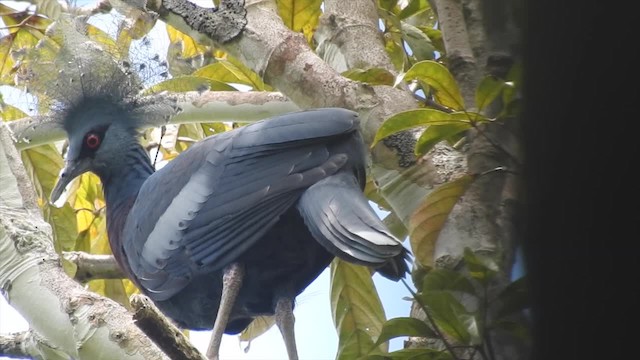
296;172;409;280
123;108;360;300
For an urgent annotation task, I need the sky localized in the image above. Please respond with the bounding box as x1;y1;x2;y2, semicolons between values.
0;1;413;359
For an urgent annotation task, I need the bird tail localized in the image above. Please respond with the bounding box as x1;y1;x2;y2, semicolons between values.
296;172;409;280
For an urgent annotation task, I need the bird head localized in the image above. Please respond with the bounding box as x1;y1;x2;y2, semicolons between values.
50;99;143;203
22;16;180;204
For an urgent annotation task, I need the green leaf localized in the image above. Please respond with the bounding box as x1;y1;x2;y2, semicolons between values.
382;211;408;241
364;178;393;211
494;276;530;319
374;317;436;347
404;61;464;110
462;248;499;284
408;175;474;267
144;76;237;94
338;329;377;360
378;0;399;12
400;22;435;61
277;0;323;42
476;76;506;112
422;269;476;295
331;259;388;358
414;123;471;156
193;60;266;90
342;68;396;86
398;0;430;20
46;204;78;252
420;27;445;55
421;291;479;345
411;262;430;292
383;32;408;72
372;109;466;147
74;228;91;253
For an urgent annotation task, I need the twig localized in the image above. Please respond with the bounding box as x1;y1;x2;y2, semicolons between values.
0;14;35;30
130;294;207;360
470;122;522;169
401;278;462;360
0;331;29;359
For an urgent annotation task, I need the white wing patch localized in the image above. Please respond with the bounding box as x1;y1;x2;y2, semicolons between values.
141;168;214;265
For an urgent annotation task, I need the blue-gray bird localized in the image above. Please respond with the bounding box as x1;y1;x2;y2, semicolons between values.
50;102;409;358
43;24;408;360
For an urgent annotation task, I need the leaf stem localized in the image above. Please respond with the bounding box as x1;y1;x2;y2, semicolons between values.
401;278;462;360
470;122;521;168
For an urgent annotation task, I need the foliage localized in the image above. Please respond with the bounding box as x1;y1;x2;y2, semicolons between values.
0;0;525;359
363;249;530;360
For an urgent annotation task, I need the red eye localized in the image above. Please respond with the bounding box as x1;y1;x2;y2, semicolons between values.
85;133;101;149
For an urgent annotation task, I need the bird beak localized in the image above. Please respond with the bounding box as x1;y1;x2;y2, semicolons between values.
50;158;91;205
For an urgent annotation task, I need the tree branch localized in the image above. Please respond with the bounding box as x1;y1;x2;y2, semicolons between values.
432;0;479;107
7;91;298;150
131;295;207;360
0;330;60;359
62;252;125;282
156;0;246;43
0;332;29;359
317;0;396;74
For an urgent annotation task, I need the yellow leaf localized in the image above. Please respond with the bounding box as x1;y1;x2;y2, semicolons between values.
73;173;102;233
193;59;266;90
239;316;276;342
166;24;208;58
342;68;395;86
277;0;323;42
145;76;237;94
409;175;474;267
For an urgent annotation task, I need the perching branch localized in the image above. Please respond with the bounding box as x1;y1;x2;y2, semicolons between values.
0;330;66;359
8;91;298;150
62;252;125;282
131;294;207;360
0;332;28;359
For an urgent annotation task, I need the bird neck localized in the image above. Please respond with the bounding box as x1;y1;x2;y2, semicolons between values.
101;144;155;208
